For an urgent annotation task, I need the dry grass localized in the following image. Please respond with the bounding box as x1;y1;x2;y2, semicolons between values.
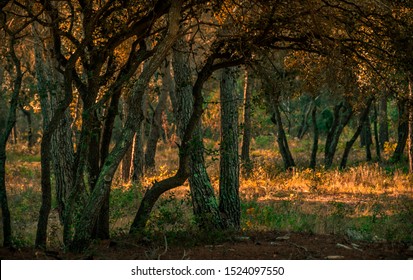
2;140;413;247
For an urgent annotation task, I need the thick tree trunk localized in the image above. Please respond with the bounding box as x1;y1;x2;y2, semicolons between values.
172;38;222;229
33;25;75;226
309;105;318;169
392;99;408;162
340;98;373;169
241;68;253;176
324;101;353;169
188;126;223;229
219;67;240;230
379;92;389;149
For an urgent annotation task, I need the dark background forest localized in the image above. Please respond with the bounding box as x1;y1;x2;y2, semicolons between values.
0;0;413;259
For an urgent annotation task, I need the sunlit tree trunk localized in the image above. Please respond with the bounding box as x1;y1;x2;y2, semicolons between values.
219;67;240;230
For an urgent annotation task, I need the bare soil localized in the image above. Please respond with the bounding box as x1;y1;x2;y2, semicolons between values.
1;231;412;260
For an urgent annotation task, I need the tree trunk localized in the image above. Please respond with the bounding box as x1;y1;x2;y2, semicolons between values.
0;39;22;247
129;43;228;234
70;2;183;251
364;115;372;161
379;92;389;149
132;124;145;181
340;98;373;169
324;101;353;169
33;24;75;226
271;105;295;170
392;99;408;162
20;107;34;150
121;100;133;182
297;101;314;139
373;100;381;161
219;67;240;230
172;38;222;229
241;68;253;176
309;105;318;169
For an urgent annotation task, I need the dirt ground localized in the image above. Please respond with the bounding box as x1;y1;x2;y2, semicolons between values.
1;231;412;260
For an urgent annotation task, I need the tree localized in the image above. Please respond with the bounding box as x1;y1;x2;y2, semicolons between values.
219;66;241;229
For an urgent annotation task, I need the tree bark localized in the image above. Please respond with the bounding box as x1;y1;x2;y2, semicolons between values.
219;67;240;230
241;68;253;176
172;38;222;230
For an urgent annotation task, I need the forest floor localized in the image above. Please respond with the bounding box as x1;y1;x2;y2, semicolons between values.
1;230;413;260
2;143;413;260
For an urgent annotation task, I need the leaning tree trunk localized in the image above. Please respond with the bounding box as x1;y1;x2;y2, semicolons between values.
271;104;295;170
340;98;373;169
241;68;254;176
392;99;408;162
0;38;22;247
309;105;318;169
129;43;230;234
172;38;222;230
219;67;240;230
